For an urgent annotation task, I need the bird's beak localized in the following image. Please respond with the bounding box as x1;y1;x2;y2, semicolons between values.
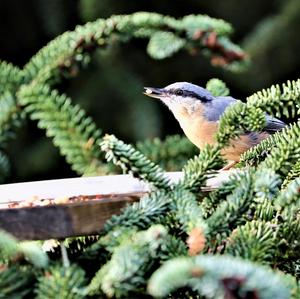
143;87;167;99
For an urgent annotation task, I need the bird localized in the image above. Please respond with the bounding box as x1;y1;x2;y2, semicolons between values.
143;82;286;169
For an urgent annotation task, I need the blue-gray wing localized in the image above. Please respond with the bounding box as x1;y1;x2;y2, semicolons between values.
264;115;286;133
205;96;237;121
207;96;286;133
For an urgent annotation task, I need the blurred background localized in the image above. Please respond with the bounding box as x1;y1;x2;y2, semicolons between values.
1;0;300;182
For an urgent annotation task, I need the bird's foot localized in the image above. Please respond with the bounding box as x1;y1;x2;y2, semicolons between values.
221;161;237;171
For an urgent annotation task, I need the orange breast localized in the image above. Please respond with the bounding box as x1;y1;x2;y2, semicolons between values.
171;104;218;148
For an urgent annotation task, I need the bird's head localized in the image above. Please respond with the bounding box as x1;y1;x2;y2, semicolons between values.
143;82;215;116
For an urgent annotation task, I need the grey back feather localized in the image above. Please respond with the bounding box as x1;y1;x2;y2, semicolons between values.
264;115;286;133
204;96;237;121
204;95;286;133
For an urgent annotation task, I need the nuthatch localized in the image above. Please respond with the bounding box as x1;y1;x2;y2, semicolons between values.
144;82;286;168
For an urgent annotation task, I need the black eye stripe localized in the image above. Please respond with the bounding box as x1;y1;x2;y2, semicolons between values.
169;89;211;102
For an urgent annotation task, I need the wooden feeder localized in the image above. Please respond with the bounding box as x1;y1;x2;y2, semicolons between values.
0;171;234;240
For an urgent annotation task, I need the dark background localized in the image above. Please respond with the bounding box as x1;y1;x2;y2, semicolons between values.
1;0;300;182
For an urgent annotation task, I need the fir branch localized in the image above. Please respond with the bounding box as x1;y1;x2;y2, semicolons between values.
205;78;230;97
246;79;300;119
252;168;281;201
205;168;281;246
0;265;35;299
88;225;168;297
241;121;300;175
218;83;300;175
200;174;242;219
259;121;300;177
89;225;185;297
19;242;49;269
0;91;24;147
274;177;300;215
178;145;223;194
252;198;275;221
0;61;24;94
104;190;171;232
216;101;266;147
18;83;106;175
277;218;300;262
35;264;87;299
280;262;300;281
206;169;255;242
97;227;137;254
62;235;100;257
269;180;300;263
148;255;290;299
147;31;185;59
23;12;246;86
170;189;206;233
0;230;48;268
101;134;171;190
246;168;280;221
282;160;300;188
225;220;276;264
0;61;24;151
240;128;284;166
0;230;19;262
136;135;198;171
149;257;194;298
158;234;187;261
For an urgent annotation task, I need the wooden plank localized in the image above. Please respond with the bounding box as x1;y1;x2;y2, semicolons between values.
0;173;182;204
0;195;140;240
0;171;235;205
0;171;236;240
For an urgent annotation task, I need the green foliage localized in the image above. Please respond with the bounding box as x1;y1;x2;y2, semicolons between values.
0;61;24;94
216;101;266;146
101;134;171;189
178;145;223;193
205;169;255;240
0;230;48;268
240;128;282;166
274;177;300;215
147;31;185;59
19;83;105;175
88;225;186;297
0;92;23;147
148;255;291;299
22;12;245;84
35;265;87;299
0;265;35;299
104;190;171;232
206;78;230;96
170;189;206;233
246;79;300;119
136;135;198;171
0;230;19;262
19;242;49;268
259;121;300;177
225;220;276;264
282;160;300;188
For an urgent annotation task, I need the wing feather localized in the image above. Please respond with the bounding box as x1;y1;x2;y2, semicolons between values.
209;96;286;134
264;115;286;133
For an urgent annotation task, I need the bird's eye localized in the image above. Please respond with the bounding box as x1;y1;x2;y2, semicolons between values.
175;89;183;96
